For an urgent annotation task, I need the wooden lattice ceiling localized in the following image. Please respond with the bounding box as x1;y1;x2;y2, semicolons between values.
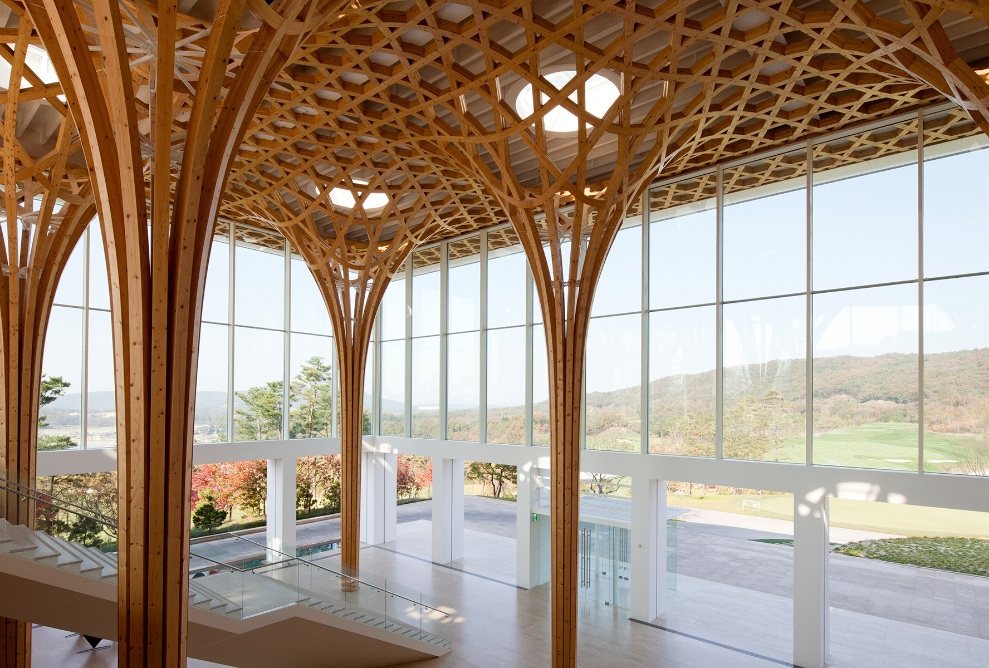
3;0;989;262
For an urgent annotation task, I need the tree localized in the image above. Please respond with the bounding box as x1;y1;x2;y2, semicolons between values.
290;357;333;439
464;462;517;498
38;374;77;449
192;493;227;533
191;463;240;516
235;380;284;441
397;455;432;499
583;472;627;496
234;460;269;516
296;456;333;513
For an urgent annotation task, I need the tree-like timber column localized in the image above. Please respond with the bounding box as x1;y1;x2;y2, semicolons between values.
281;225;413;587
0;196;94;667
0;15;95;662
26;0;320;663
507;197;631;668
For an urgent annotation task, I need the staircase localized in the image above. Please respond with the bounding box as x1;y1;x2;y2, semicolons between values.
0;478;451;667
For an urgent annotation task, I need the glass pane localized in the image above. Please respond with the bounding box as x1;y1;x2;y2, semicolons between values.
380;266;406;341
88;221;110;311
235;237;285;330
448;237;481;333
488;230;527;329
39;306;83;450
648;306;716;456
289;333;334;439
592;224;641;317
380;340;405;436
532;324;549;446
410;336;440;438
86;310;116;448
447;332;479;441
723;296;806;462
291;258;332;335
195;323;228;444
53;227;86;307
723;150;806;301
649;174;717;310
585;314;641;451
363;351;372;436
202;237;230;323
488;326;526;445
922;127;989;279
923;276;989;475
233;327;285;441
812;121;918;291
813;284;918;469
411;255;440;338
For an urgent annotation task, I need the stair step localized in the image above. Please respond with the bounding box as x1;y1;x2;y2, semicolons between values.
34;531;84;574
44;535;111;579
3;524;59;565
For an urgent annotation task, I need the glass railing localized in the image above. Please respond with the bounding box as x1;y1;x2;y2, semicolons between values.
1;472;452;645
196;531;452;641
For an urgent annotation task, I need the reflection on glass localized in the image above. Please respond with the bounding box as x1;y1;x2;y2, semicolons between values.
202;238;230;323
39;306;83;450
723;152;806;301
813;284;918;469
289;333;334;439
235;240;285;330
380;340;405;436
585;314;640;452
448;239;480;333
88;220;110;311
53;226;86;307
195;323;228;443
649;177;716;310
532;324;549;446
923;276;989;476
648;306;715;456
412;258;440;338
447;332;479;441
592;225;641;316
488;241;527;329
233;327;284;441
362;351;372;436
86;310;116;448
411;336;440;438
812;126;917;291
923;134;989;279
380;269;406;341
291;258;332;335
723;297;806;462
488;327;526;445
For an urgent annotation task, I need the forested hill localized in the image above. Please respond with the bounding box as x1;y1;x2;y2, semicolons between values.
577;347;989;416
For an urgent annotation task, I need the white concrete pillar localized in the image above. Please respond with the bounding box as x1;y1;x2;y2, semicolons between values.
431;457;464;563
361;451;397;545
266;457;297;561
631;476;666;622
516;464;550;588
794;488;830;668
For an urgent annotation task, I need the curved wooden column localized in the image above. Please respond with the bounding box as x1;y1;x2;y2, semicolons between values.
27;0;319;663
505;195;632;668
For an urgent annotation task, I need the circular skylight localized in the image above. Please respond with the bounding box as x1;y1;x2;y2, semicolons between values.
513;71;620;133
328;181;389;211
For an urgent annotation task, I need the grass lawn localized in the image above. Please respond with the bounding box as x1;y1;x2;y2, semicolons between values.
833;537;989;576
773;422;974;471
670;493;989;538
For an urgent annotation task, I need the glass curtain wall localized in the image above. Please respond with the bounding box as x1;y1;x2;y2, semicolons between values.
367;106;989;478
42;221;338;448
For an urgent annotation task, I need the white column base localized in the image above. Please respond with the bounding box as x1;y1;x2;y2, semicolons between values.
266;457;296;561
794;487;830;668
631;477;666;622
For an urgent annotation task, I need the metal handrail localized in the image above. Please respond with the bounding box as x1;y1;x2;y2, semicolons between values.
3;476;450;620
215;530;450;618
0;477;118;534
